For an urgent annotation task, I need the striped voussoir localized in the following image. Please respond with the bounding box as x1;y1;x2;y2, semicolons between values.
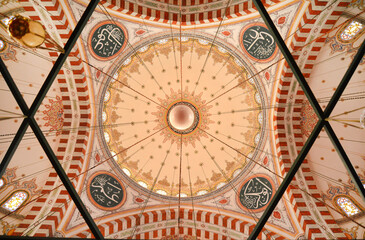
74;208;287;239
100;0;281;25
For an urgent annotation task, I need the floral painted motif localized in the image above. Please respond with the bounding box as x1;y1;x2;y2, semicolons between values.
152;88;213;148
326;35;352;54
42;96;64;136
342;226;359;239
326;19;365;66
0;37;17;62
336;196;361;216
0;220;17;235
3;168;16;184
2;191;28;212
323;185;349;201
300;101;318;138
161;235;197;240
350;0;364;10
0;0;18;7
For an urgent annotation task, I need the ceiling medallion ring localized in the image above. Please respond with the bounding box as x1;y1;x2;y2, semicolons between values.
88;20;128;61
166;101;200;135
86;171;126;211
236;174;275;213
153;88;213;148
239;22;278;63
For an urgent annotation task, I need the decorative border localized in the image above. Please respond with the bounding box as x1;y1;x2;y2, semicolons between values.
86;171;127;211
236;174;275;213
88;20;128;61
166;101;200;135
97;0;282;25
0;190;30;216
239;22;279;63
332;195;364;217
74;208;287;239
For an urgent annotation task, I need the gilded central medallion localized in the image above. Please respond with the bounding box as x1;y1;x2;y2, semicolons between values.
100;36;265;198
167;101;199;134
152;88;212;148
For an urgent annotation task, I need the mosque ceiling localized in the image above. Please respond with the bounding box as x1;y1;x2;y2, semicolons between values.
0;0;364;239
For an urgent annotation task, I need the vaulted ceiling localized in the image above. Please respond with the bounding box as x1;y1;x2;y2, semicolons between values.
0;0;364;239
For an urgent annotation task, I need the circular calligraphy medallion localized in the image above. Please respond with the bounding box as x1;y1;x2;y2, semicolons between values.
87;171;126;210
89;21;127;60
238;175;274;212
240;23;277;62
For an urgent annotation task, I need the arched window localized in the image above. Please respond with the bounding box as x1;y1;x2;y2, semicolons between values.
0;38;6;53
338;20;364;42
336;196;361;216
1;190;29;212
0;178;4;188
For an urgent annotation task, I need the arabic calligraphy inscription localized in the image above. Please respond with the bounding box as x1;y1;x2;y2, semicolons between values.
89;173;124;209
241;25;276;61
90;23;126;59
239;176;273;210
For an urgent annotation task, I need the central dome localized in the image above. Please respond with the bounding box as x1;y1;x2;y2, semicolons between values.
99;34;266;199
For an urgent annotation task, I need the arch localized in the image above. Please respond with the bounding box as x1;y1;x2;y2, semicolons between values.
1;190;29;212
72;208;289;239
12;0;95;236
99;0;282;25
272;1;351;238
334;195;362;217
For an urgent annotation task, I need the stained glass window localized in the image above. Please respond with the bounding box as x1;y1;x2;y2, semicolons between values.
102;111;107;122
336;196;361;216
1;191;28;212
112;72;118;82
104;131;110;143
340;21;364;41
104;90;110;102
0;39;5;51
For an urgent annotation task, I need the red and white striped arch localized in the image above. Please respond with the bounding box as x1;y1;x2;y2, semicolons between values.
74;208;288;239
272;0;351;239
14;0;93;237
100;0;281;25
